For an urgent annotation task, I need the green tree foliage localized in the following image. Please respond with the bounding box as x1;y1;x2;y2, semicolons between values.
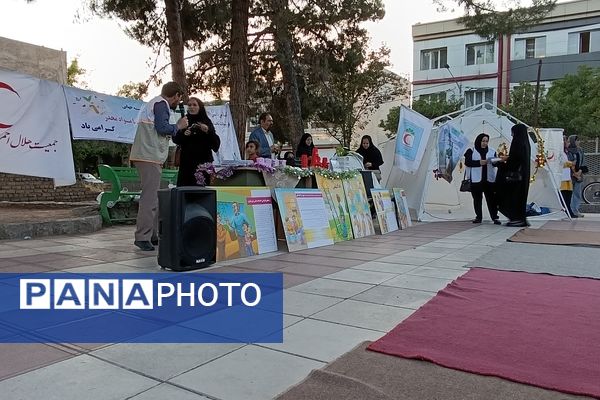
116;82;148;100
433;0;557;39
309;43;405;147
412;97;463;120
72;141;131;173
542;66;600;137
84;0;398;150
379;97;462;138
379;106;400;137
66;58;87;88
500;82;545;126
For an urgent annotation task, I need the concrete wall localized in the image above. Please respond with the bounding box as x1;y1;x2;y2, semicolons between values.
0;36;67;83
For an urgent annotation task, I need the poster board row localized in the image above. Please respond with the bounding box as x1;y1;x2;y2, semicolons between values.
210;176;412;262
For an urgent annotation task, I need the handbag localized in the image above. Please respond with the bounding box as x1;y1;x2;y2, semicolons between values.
505;169;522;183
459;169;471;192
174;145;182;167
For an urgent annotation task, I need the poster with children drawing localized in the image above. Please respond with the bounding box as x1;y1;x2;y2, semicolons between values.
315;175;353;242
392;188;413;229
341;175;375;238
371;189;399;234
274;188;334;252
209;186;277;261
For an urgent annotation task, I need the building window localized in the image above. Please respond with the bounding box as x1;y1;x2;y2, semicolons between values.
465;89;493;108
419;92;447;103
466;42;494;65
420;48;447;70
568;30;600;54
514;37;546;59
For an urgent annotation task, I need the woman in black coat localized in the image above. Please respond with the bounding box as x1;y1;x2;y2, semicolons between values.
172;97;220;186
356;135;384;170
296;133;315;162
496;123;531;226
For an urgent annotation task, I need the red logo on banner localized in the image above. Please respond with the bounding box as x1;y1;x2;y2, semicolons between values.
0;81;20;128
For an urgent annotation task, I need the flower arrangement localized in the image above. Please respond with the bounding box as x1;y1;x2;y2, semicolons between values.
194;163;235;186
282;166;313;178
311;167;360;180
194;161;361;185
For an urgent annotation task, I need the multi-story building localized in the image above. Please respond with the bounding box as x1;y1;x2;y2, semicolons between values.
412;0;600;108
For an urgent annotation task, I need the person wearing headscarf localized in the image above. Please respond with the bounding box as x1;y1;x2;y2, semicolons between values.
496;123;531;227
559;135;576;218
567;134;585;217
283;151;296;166
356;135;384;170
172;97;220;186
296;133;315;162
463;133;500;224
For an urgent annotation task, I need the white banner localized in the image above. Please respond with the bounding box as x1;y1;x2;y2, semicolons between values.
538;128;565;184
0;69;75;186
394;106;433;174
206;104;241;162
65;86;143;144
66;87;241;161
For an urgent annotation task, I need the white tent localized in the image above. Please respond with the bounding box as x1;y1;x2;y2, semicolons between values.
381;103;568;222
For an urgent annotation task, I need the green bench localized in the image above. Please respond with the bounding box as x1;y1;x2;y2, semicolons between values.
98;164;178;224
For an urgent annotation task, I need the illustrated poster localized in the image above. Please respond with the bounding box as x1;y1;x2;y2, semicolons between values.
371;189;399;234
315;175;353;242
341;175;375;238
210;186;277;261
274;188;334;252
392;188;413;229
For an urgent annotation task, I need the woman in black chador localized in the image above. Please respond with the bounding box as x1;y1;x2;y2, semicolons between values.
296;133;315;163
496;123;531;227
356;135;384;170
172;97;220;186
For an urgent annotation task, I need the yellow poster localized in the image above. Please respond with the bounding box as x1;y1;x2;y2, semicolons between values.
341;175;375;238
315;175;353;242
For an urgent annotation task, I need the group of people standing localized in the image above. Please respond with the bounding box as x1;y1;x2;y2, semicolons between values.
130;82;224;251
464;124;531;227
465;124;585;227
560;134;586;218
247;113;385;172
129;81;387;251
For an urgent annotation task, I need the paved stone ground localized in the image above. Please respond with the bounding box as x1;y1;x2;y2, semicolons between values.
0;217;595;399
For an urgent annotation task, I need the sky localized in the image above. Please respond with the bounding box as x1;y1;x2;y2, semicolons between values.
0;0;462;97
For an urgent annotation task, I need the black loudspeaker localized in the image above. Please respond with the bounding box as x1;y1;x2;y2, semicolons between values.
157;187;216;271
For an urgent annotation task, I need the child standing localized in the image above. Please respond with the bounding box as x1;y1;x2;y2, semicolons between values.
246;140;259;162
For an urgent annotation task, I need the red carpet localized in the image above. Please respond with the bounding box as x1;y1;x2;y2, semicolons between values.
368;268;600;398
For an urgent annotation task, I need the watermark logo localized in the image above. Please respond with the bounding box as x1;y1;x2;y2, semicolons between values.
2;273;282;344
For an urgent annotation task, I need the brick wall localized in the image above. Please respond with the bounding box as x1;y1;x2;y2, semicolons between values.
0;173;100;202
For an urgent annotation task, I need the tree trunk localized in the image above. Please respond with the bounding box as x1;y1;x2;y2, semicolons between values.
164;0;187;101
271;0;304;152
230;0;250;157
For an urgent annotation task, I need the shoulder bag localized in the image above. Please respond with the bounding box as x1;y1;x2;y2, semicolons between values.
460;169;471;192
